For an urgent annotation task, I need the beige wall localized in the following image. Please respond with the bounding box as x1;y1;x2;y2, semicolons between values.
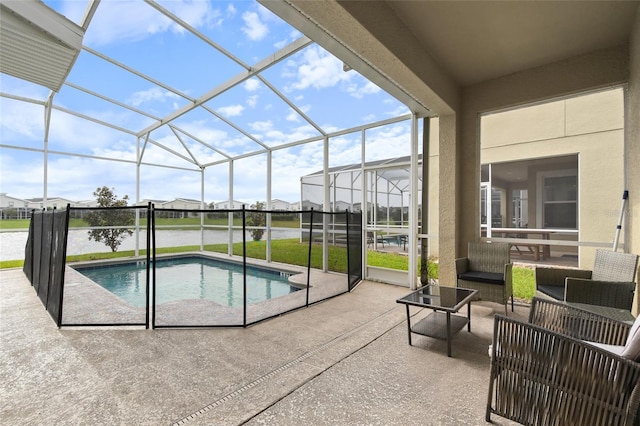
446;45;630;287
481;89;624;266
429;89;626;265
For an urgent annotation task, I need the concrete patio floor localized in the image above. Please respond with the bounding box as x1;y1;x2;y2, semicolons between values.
1;268;526;425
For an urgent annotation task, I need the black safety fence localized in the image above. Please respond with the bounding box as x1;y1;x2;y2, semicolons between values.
21;205;362;328
22;209;69;326
58;204;151;327
151;207;362;328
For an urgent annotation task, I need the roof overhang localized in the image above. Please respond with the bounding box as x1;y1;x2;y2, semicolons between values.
0;0;85;92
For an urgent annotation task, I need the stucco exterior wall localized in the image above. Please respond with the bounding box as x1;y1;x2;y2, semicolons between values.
429;89;626;269
480;89;624;267
450;45;629;287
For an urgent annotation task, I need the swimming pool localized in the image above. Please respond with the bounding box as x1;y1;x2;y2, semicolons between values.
73;256;302;308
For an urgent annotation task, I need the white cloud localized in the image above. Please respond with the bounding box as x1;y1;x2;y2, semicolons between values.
171;1;221;29
274;39;288;49
274;30;301;49
247;95;259;108
243;78;261;92
286;105;311;122
81;0;220;46
250;120;273;132
226;4;237;17
385;105;412;117
218;104;244;117
242;11;268;41
128;87;181;107
0;98;44;139
289;29;302;39
286;111;300;122
348;81;382;99
261;124;319;146
0;75;49;101
285;46;351;91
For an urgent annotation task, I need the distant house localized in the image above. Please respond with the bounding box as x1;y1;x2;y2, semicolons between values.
25;197;80;210
270;199;294;211
288;201;301;211
334;201;353;212
132;199;167;208
76;199;99;208
214;200;249;210
159;198;203;210
0;193;30;219
301;200;322;211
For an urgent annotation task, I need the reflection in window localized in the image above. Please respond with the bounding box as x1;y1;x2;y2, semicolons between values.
543;175;577;228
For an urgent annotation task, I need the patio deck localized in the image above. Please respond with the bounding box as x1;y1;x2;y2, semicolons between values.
1;268;525;425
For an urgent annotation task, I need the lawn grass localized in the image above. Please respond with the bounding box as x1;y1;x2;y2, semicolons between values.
366;251;535;300
0;219;31;230
512;265;536;300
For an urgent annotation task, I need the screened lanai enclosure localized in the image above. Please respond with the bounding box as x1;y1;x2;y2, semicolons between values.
1;0;433;325
302;155;424;247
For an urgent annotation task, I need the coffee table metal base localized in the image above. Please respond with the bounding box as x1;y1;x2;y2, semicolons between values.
405;307;471;357
396;285;477;357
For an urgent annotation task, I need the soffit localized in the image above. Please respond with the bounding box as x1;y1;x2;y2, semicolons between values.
0;1;85;92
387;1;638;86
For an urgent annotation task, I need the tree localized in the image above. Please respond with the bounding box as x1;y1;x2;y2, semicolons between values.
85;186;134;252
246;201;266;241
2;207;17;219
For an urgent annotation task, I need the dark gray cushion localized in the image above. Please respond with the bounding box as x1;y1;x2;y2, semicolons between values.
537;285;564;301
458;271;504;285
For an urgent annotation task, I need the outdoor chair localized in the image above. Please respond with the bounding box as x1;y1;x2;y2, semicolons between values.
366;232;374;247
535;249;639;312
487;297;640;425
366;231;386;248
455;242;513;314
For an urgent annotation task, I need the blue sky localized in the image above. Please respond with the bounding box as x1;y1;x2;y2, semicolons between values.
0;0;413;205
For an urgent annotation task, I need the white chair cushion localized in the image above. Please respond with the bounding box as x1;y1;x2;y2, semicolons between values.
621;315;640;362
584;341;625;356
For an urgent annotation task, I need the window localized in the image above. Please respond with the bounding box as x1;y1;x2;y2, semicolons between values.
539;171;577;229
480;184;503;228
511;190;528;227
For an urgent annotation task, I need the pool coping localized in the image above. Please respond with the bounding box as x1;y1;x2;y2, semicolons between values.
63;251;349;328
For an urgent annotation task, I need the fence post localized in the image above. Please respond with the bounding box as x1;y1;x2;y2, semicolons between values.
146;202;152;329
151;203;156;329
242;205;247;327
345;209;351;290
56;205;71;327
306;208;314;306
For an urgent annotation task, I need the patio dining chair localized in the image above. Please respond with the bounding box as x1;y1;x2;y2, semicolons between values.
455;242;513;314
535;249;639;312
487;298;640;425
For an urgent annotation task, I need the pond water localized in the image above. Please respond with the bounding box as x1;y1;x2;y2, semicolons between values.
0;229;300;261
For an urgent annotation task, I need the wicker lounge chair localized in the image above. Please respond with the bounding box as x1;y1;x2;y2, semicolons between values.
487;298;640;425
456;242;513;314
535;249;639;312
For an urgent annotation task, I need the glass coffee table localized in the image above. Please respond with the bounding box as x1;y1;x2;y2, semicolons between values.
396;285;478;357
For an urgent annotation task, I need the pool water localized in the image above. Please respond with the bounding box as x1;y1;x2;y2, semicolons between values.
74;256;301;307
